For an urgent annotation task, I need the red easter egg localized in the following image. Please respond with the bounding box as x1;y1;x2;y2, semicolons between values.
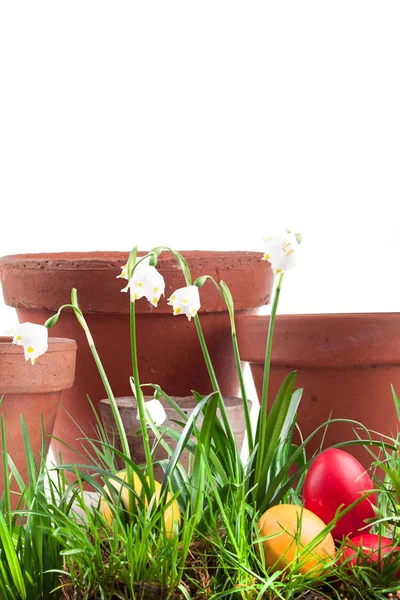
303;448;376;539
343;533;400;577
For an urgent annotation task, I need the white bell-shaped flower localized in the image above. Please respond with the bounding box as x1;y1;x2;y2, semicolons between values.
12;322;48;365
167;285;201;321
117;263;128;280
121;257;165;307
263;232;300;274
137;399;167;427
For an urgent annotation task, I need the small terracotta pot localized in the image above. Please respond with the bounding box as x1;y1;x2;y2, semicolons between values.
0;336;76;504
99;395;251;477
0;251;272;468
236;313;400;468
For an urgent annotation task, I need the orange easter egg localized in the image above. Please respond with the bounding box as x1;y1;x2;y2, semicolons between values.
258;504;335;577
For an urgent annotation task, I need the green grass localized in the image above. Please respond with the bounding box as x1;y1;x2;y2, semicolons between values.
2;399;400;599
0;413;72;600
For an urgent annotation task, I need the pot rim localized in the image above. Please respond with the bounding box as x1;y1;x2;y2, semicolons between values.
100;395;251;407
0;251;272;314
236;313;400;367
0;336;77;353
0;250;264;271
237;312;400;320
0;337;77;393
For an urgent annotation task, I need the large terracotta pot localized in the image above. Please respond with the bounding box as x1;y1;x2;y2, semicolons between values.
0;251;272;466
236;313;400;468
0;336;76;504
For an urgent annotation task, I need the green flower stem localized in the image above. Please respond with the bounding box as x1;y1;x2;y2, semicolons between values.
47;296;139;515
261;273;284;412
150;249;240;459
193;315;237;454
231;327;253;454
68;292;131;461
254;272;284;484
150;247;239;461
69;290;140;514
130;300;155;489
218;280;252;454
195;275;252;453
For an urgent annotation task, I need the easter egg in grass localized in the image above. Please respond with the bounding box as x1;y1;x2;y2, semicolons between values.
304;448;376;539
258;504;335;577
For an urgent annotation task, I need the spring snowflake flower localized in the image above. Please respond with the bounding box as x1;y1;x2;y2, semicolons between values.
263;232;301;274
137;399;167;426
117;263;128;280
12;322;48;365
120;257;165;307
167;285;201;321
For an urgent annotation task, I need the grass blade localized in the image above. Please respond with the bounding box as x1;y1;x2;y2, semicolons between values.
254;371;298;508
0;510;26;599
161;394;212;492
1;416;11;524
191;392;219;519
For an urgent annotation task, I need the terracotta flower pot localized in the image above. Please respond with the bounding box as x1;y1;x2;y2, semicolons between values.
0;336;76;503
0;251;272;467
236;313;400;468
99;395;251;477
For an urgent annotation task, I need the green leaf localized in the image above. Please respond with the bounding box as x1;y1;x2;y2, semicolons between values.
161;394;211;493
1;416;11;525
158;424;228;486
0;558;14;600
0;510;26;599
157;459;190;513
191;390;233;476
254;371;298;508
278;388;303;445
392;385;400;422
191;392;219;519
21;415;39;490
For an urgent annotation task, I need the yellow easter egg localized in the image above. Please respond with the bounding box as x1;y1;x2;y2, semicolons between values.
258;504;335;577
100;470;180;539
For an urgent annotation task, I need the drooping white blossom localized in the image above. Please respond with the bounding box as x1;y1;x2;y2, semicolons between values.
167;285;201;321
137;399;167;426
12;322;48;365
117;263;128;280
263;232;300;274
120;257;165;307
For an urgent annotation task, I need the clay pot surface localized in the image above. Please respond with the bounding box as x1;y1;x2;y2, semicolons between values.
0;251;272;467
100;395;251;476
0;251;270;313
0;336;76;503
236;313;400;468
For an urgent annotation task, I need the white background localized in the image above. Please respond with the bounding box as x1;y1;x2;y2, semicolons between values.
1;1;400;334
